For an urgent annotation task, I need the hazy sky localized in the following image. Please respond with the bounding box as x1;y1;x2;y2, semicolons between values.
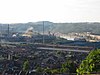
0;0;100;23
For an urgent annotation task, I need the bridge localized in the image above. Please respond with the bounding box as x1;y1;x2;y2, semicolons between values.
37;47;90;53
34;43;93;53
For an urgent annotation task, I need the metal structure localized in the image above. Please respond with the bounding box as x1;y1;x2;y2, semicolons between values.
43;21;45;44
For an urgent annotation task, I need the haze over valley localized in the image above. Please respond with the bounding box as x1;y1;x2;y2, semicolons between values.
0;21;100;34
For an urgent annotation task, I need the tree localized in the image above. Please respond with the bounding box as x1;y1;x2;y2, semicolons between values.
23;60;30;72
60;60;77;73
77;49;100;74
36;67;44;73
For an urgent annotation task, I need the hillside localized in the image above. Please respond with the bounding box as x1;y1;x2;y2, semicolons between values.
0;21;100;34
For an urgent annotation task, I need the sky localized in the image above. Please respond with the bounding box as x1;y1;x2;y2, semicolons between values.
0;0;100;23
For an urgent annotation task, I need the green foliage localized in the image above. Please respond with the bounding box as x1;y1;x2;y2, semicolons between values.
50;69;59;74
36;60;77;74
77;49;100;74
44;67;51;73
36;67;59;74
23;60;30;72
60;62;69;73
44;67;59;74
36;67;44;73
60;60;77;73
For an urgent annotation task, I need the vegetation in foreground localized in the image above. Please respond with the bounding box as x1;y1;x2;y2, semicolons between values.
22;49;100;74
77;49;100;74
